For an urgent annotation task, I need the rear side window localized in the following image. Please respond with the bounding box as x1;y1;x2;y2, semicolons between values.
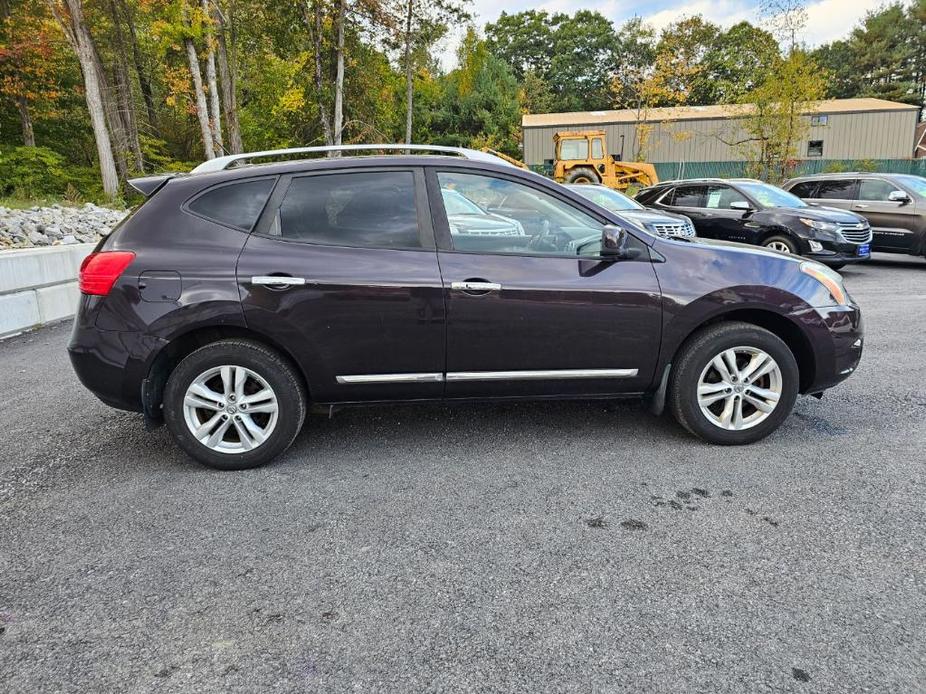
672;185;709;207
815;179;857;200
187;178;276;230
788;181;818;198
275;171;420;249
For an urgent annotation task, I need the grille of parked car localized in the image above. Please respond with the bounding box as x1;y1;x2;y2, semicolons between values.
837;222;872;244
651;222;695;238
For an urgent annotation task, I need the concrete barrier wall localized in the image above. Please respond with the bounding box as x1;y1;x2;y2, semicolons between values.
0;244;96;338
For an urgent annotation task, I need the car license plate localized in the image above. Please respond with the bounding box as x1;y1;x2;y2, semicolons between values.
857;243;870;256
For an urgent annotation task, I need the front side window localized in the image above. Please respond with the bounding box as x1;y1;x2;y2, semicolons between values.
671;185;709;208
859;178;902;201
559;139;588;160
815;179;857;200
705;185;750;209
437;171;604;257
187;178;276;231
275;171;420;249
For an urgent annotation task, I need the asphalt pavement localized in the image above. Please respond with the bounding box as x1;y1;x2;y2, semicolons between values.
1;253;924;693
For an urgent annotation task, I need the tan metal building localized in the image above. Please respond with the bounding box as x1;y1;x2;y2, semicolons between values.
522;98;921;168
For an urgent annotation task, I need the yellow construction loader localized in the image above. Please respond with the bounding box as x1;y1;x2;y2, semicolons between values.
483;130;658;192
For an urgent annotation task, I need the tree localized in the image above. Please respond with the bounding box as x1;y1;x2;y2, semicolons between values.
693;21;779;104
734;51;827;181
546;10;619;111
484;9;553;80
46;0;119;198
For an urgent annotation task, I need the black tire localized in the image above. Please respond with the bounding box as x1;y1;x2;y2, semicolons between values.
564;167;600;184
668;322;799;445
163;339;307;470
828;262;846;270
762;235;798;255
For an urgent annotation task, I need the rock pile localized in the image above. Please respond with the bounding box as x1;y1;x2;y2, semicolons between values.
0;203;128;250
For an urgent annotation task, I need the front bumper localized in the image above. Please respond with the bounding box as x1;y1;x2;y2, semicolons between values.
804;304;864;393
801;236;871;266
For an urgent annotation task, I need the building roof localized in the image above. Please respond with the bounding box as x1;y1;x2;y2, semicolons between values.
522;98;920;128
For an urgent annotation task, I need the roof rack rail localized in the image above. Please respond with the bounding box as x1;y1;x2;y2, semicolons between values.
190;144;513;174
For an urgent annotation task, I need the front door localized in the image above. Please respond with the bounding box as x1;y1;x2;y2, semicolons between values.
664;184;754;243
428;168;663;398
237;167;445;403
853;178;919;252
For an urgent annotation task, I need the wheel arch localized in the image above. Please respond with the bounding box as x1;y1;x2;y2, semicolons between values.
653;307;816;414
142;325;312;424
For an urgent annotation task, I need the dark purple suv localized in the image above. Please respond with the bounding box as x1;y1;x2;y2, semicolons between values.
68;146;863;469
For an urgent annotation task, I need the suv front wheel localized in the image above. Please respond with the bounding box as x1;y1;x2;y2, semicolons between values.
163;339;307;470
668;322;799;445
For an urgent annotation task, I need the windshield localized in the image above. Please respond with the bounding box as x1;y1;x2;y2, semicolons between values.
441;188;485;215
737;182;807;208
896;175;926;197
568;185;644;211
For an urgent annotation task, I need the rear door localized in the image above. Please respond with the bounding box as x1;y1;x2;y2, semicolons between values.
812;178;858;212
236;167;446;403
853;178;918;251
428;168;663;399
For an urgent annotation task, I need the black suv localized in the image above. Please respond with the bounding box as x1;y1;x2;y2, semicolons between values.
69;146;863;469
782;173;926;258
636;178;872;269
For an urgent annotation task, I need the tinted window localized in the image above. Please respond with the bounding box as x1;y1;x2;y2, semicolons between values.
276;172;420;248
672;185;709;207
788;181;818;198
437;171;604;257
859;178;902;201
815;179;857;200
188;178;275;230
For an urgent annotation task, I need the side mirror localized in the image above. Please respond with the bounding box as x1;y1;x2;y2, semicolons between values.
729;200;752;211
888;190;911;204
601;224;641;260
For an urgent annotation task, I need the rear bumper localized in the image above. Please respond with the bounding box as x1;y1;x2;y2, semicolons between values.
68;310;166;412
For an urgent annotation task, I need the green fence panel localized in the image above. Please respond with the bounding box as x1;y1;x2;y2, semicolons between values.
653;159;926;182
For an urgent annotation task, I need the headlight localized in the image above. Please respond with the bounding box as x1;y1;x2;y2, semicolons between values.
799;218;840;233
800;261;849;305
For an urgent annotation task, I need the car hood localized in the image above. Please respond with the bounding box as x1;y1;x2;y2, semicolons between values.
618;209;690;226
448;213;522;234
772;206;866;224
662;235;806;264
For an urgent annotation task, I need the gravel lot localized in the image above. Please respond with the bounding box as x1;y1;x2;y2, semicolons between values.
1;253;924;693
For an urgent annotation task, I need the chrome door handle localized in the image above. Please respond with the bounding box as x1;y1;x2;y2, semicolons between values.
855;204;869;209
451;281;502;292
250;275;306;286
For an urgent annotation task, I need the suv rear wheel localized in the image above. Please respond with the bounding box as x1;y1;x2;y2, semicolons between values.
668;322;799;445
163;339;307;470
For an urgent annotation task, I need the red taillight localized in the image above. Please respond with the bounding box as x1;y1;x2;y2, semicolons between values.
79;251;136;296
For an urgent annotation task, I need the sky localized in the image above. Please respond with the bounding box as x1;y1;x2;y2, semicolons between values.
441;0;888;66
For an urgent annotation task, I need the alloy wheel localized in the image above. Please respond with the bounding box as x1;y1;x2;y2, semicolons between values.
696;346;783;431
766;240;792;253
182;365;279;454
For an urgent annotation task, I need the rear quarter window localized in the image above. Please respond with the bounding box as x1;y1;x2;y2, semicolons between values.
186;178;276;231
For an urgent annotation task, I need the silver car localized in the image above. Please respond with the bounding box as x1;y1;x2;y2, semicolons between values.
566;184;696;239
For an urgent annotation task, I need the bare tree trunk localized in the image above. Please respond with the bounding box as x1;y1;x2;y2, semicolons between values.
185;37;215;159
49;0;119;199
403;0;414;145
215;4;242;153
201;0;223;154
307;0;333;145
109;0;144;171
17;95;35;147
332;0;345;150
92;45;129;181
120;0;157;132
